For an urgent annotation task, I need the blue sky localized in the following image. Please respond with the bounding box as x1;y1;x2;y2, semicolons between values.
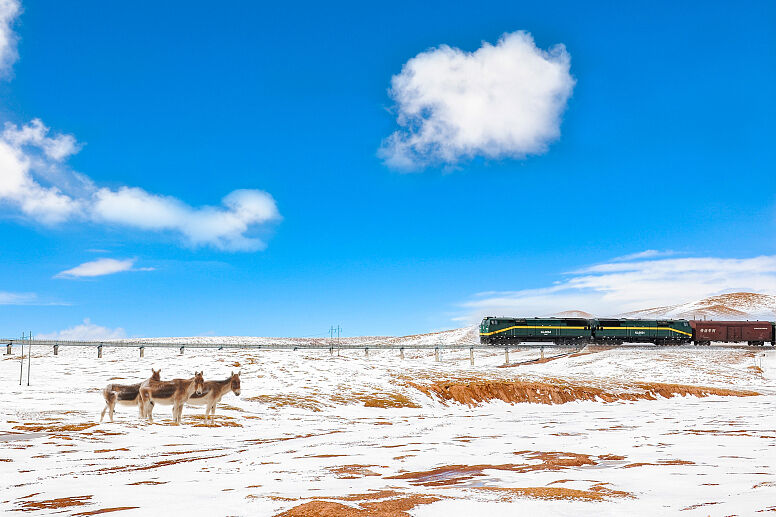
0;0;775;338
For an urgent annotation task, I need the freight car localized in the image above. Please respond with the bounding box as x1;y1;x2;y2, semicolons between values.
480;316;773;346
690;320;772;346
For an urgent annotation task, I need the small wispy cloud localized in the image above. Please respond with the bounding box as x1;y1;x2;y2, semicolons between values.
55;258;154;279
380;30;575;170
0;290;36;305
458;254;776;322
37;318;126;340
0;0;20;78
610;249;677;262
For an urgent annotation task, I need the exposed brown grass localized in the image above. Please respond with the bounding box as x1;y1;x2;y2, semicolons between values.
328;464;381;479
473;484;633;501
410;379;759;406
385;451;613;487
246;394;324;412
13;423;97;433
14;495;92;511
72;508;140;516
624;459;695;468
274;493;441;516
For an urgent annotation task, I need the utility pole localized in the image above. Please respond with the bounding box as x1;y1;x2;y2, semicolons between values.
19;332;24;385
27;331;31;386
337;325;341;345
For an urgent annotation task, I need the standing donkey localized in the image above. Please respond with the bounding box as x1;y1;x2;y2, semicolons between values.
139;371;205;424
186;371;241;424
100;368;161;422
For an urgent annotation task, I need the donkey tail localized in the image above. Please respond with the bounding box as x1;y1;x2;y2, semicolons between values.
101;387;117;423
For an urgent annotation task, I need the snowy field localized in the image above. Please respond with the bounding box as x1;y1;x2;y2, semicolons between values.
1;330;775;516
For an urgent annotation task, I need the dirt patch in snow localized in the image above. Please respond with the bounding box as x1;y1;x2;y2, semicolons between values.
385;451;623;487
71;507;140;516
328;464;381;479
14;495;92;511
410;379;759;406
274;491;441;516
472;484;633;501
13;423;97;433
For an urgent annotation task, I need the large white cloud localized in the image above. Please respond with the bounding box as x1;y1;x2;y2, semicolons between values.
0;4;280;251
380;31;575;170
0;119;281;250
459;254;776;322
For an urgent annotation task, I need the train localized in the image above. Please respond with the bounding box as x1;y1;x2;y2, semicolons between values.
479;317;775;346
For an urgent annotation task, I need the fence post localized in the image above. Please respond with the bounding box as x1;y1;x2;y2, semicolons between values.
435;347;440;362
5;343;11;355
53;344;59;356
400;347;404;360
139;346;144;358
504;347;509;365
180;346;185;355
364;347;369;358
329;346;333;356
97;345;103;358
540;347;544;360
470;347;474;366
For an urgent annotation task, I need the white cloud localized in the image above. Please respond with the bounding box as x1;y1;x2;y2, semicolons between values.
0;119;281;249
0;7;281;251
37;318;126;341
0;0;20;78
459;254;776;322
0;121;85;224
0;290;35;304
55;257;152;278
3;118;80;160
92;187;279;251
380;31;575;170
610;249;677;262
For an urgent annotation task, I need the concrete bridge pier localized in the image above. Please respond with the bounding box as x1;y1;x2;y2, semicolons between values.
53;344;59;356
139;346;144;358
470;347;474;366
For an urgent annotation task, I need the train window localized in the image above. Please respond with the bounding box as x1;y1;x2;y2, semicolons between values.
490;320;497;325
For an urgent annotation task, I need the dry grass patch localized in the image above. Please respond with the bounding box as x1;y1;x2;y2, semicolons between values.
410;379;759;406
14;495;92;511
72;507;140;516
246;394;324;412
386;451;611;487
274;491;441;517
13;422;98;433
473;484;633;501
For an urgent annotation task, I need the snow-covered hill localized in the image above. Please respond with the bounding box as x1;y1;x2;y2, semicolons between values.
620;292;776;320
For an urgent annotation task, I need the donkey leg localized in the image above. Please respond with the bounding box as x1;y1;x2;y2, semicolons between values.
100;404;107;422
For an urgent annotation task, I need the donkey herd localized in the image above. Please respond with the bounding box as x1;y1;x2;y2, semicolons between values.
100;369;241;424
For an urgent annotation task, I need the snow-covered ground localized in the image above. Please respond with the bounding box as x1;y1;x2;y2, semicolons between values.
1;336;774;516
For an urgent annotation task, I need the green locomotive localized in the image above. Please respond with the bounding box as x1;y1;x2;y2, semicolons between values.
479;317;692;345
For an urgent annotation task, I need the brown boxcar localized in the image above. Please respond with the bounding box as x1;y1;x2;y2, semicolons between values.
690;320;773;345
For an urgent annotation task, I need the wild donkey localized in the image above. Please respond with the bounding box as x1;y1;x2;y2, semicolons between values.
187;371;241;424
139;371;205;424
100;368;161;422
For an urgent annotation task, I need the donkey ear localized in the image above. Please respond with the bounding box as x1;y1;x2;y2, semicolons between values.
237;370;242;376
231;370;234;376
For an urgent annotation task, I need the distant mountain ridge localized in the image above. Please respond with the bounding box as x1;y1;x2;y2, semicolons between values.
553;293;776;321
